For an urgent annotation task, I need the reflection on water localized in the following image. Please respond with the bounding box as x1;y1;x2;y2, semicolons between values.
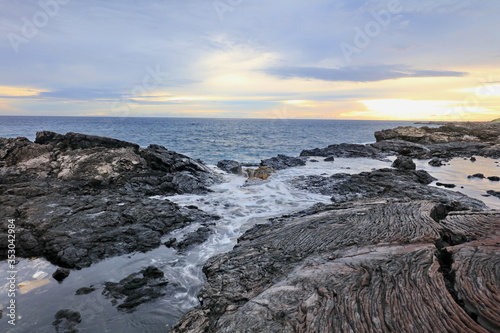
1;156;498;332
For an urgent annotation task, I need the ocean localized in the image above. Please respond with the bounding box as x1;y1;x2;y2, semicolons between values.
0;116;424;164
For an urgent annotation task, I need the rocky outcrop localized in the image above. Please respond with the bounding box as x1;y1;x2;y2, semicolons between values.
300;123;500;160
300;143;386;159
392;155;416;170
290;168;485;210
102;266;168;312
260;154;306;170
217;160;243;175
374;123;500;144
0;132;221;268
171;199;500;333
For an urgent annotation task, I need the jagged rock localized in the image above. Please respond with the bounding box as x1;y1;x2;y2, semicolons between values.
0;132;220;268
301;143;386;159
392;155;416;170
52;268;71;282
260;154;306;170
374;123;500;144
217;160;243;175
102;266;168;312
324;156;335;162
174;226;213;251
53;309;81;333
468;173;485;179
290;168;484;210
171;201;500;333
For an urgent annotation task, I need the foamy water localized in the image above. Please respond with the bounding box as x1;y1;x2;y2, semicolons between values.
1;156;498;332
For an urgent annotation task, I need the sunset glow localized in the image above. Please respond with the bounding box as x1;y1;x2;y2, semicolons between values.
0;1;499;121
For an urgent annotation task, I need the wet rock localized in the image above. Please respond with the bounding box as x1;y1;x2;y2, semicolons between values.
487;176;500;181
470;156;477;162
75;286;95;295
171;201;500;332
309;159;319;162
301;143;386;159
216;160;243;175
53;309;81;333
0;132;220;268
260;154;306;170
290;168;484;210
392;155;416;170
487;190;500;199
429;157;445;167
52;268;71;282
245;165;274;180
164;238;177;248
468;173;485;179
102;266;168;312
324;156;335;162
174;226;212;251
436;182;456;188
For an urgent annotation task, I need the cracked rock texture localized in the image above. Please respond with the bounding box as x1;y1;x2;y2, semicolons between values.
171;199;499;333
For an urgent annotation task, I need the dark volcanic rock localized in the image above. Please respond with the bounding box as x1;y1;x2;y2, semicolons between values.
429;157;446;167
171;201;500;332
0;132;220;268
301;143;386;159
487;190;500;199
392;155;416;170
75;286;95;295
436;182;456;188
52;268;71;282
373;123;500;159
174;226;213;251
468;173;485;179
102;266;168;312
290;168;484;210
487;176;500;181
260;154;306;170
217;160;243;175
53;309;81;333
324;156;335;162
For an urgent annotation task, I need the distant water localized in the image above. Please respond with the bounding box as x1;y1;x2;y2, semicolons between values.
0;116;425;164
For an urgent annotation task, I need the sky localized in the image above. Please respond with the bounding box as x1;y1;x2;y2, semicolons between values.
0;0;499;121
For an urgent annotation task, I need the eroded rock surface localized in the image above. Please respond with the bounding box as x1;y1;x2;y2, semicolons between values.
171;199;500;333
0;132;220;268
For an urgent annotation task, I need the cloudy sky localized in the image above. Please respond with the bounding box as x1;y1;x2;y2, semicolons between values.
1;0;499;120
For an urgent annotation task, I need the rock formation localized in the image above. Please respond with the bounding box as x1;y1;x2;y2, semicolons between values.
0;131;221;268
171;198;499;332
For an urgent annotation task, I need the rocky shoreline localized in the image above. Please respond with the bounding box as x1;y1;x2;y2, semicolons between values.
0;131;221;269
172;122;500;333
1;122;499;332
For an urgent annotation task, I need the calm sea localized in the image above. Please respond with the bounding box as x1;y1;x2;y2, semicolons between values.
0;116;423;164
